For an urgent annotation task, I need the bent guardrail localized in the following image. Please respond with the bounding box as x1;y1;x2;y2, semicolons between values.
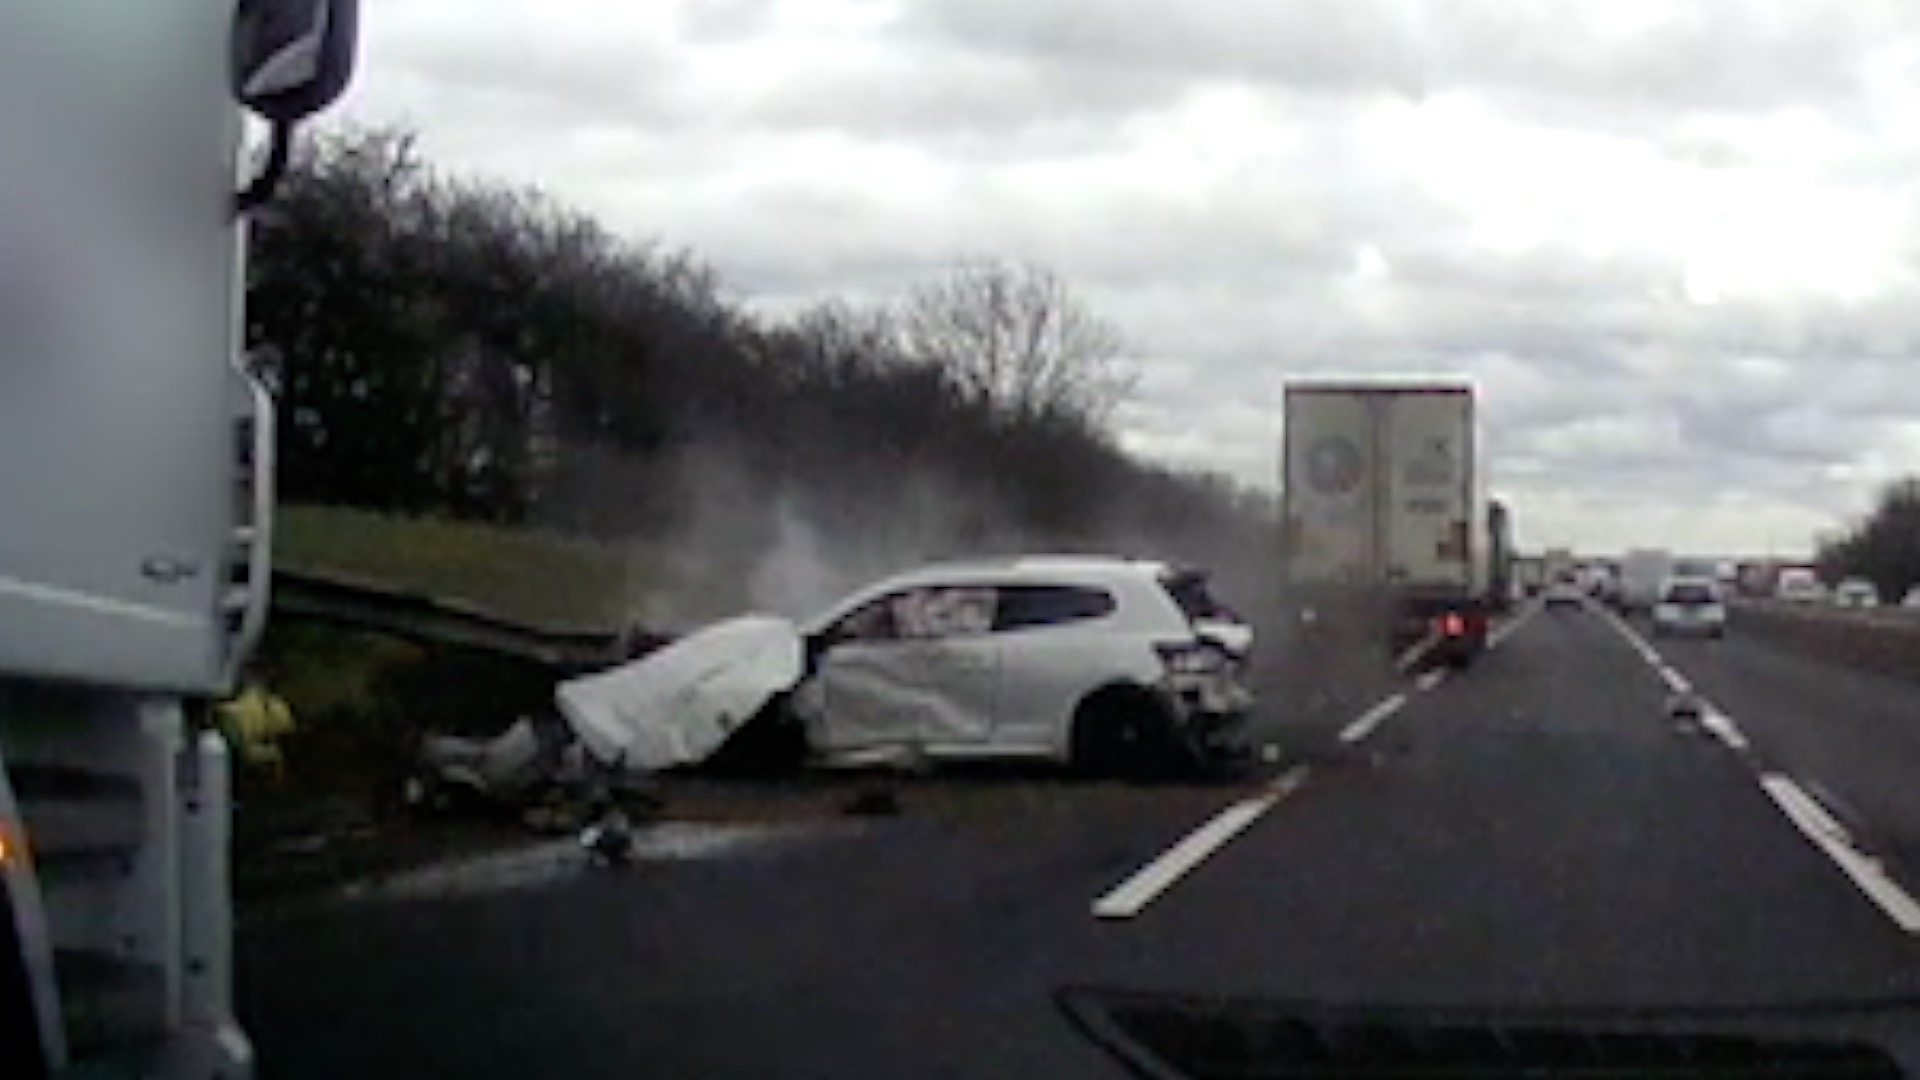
270;569;661;672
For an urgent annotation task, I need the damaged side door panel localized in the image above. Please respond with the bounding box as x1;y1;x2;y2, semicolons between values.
802;585;1001;757
812;637;998;753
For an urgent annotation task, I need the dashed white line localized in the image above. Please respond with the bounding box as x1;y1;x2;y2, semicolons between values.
1760;775;1920;933
1394;634;1439;673
1487;604;1538;650
1091;612;1528;923
1092;767;1309;920
1339;693;1407;744
1654;664;1692;694
1698;709;1750;752
1600;607;1920;934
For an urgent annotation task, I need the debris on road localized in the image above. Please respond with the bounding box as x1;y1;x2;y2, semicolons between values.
579;807;637;865
340;821;841;903
1665;691;1704;720
413;712;585;808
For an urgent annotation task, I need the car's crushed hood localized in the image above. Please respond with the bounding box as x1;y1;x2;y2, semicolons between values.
555;615;804;771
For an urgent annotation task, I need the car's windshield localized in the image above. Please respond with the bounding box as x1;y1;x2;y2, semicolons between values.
22;2;1920;1077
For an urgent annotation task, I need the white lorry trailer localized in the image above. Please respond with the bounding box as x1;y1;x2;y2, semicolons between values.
1282;382;1493;666
1618;549;1675;613
0;4;357;1075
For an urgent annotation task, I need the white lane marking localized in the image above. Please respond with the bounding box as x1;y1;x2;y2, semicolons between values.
1759;775;1920;933
1487;604;1538;650
1092;657;1460;922
1602;606;1920;934
1093;770;1309;920
1602;613;1748;750
1394;634;1439;673
1699;709;1750;752
1339;693;1407;744
1600;608;1662;665
1267;764;1310;796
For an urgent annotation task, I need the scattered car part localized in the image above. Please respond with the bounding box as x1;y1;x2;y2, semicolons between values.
579;808;636;866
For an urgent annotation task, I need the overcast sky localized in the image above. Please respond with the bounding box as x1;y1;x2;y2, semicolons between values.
335;0;1920;555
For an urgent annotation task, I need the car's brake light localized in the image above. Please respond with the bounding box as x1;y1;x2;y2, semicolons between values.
1436;613;1466;637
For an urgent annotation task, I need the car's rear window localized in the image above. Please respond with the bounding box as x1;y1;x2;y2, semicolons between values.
1666;583;1716;604
992;585;1115;631
1162;571;1235;622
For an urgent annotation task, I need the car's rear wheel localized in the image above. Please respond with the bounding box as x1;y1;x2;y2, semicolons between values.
1071;687;1190;780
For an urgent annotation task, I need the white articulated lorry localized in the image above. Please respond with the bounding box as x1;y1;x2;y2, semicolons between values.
1282;381;1493;666
0;4;357;1075
1618;549;1675;613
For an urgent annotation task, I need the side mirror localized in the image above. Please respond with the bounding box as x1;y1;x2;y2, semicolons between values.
231;0;359;124
231;0;359;212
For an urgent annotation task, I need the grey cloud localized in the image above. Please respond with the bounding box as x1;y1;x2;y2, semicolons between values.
673;0;778;43
354;2;695;132
901;0;1905;116
752;45;1185;139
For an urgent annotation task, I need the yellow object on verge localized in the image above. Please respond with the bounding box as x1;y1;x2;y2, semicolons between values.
216;684;297;778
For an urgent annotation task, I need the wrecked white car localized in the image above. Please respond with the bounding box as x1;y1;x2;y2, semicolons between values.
555;557;1255;778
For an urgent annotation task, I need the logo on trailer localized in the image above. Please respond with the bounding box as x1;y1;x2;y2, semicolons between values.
1305;436;1364;495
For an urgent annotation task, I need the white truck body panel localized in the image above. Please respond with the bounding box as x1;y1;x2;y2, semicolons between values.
1544;548;1575;582
1383;391;1479;591
1514;557;1546;591
0;0;249;695
1283;384;1482;593
1619;549;1674;612
1280;389;1378;584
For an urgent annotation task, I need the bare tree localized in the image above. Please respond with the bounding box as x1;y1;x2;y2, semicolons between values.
896;260;1132;423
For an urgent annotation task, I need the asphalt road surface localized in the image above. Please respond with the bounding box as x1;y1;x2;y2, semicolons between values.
239;601;1920;1076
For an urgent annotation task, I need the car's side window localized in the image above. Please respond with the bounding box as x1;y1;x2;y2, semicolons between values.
992;585;1116;632
827;596;899;644
894;586;997;639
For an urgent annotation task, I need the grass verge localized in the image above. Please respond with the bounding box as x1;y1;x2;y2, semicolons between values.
276;504;647;631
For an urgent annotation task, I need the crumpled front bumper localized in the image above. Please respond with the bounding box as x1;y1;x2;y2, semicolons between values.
1163;674;1255;755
